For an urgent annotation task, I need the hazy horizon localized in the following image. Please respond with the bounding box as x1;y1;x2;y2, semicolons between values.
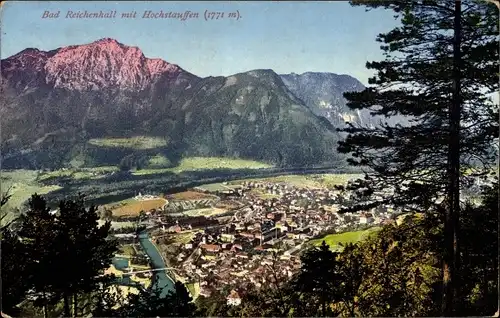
1;1;400;85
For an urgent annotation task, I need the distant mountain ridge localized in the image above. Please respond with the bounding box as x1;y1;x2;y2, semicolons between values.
280;72;372;127
0;38;366;169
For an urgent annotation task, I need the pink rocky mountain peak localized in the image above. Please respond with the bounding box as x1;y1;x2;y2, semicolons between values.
3;37;184;91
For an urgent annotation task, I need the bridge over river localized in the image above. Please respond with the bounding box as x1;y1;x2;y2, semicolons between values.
137;232;175;297
124;267;178;275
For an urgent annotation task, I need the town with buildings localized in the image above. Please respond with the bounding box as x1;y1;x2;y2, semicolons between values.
107;177;401;306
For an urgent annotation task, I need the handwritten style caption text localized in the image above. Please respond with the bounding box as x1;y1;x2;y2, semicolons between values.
41;10;242;21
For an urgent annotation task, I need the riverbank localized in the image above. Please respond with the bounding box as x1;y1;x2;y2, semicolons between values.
150;237;184;284
138;232;175;297
142;232;200;300
156;244;185;283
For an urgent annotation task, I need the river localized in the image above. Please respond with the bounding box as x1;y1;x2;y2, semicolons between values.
138;232;175;298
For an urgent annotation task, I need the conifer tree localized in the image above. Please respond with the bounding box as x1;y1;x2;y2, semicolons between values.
338;1;498;314
16;195;60;318
116;281;197;317
52;195;118;317
293;241;344;316
458;179;498;315
6;194;117;317
90;285;126;317
166;281;198;317
0;214;29;316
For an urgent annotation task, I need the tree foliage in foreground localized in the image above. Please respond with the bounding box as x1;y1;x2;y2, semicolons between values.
52;196;118;317
336;0;498;315
92;281;197;317
1;194;118;317
1;193;200;317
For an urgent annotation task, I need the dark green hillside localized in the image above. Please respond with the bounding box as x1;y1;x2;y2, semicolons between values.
172;70;341;167
1;66;341;168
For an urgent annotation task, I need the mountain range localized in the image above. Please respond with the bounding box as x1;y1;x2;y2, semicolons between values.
0;38;367;169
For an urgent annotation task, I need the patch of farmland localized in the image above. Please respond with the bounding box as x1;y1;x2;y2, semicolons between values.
37;166;118;182
158;230;200;245
232;174;362;189
111;198;168;217
88;136;168;149
168;157;271;173
167;197;219;211
132;156;271;176
309;227;381;251
195;182;243;193
167;191;218;201
1;169;62;223
182;208;228;217
215;200;243;209
119;244;138;257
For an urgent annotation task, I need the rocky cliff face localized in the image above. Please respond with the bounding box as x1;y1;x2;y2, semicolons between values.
280;72;372;127
1;38;345;169
280;72;413;129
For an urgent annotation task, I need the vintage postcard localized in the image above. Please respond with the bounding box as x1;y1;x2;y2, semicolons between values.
1;1;498;317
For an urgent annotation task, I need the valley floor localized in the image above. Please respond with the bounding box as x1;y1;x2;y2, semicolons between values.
1;158;370;305
104;172;395;303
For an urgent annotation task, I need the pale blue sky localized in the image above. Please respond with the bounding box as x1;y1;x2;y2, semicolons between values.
0;1;399;85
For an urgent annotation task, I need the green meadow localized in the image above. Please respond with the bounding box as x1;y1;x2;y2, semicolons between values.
87;136;168;149
132;157;272;176
231;173;362;189
1;170;62;222
309;227;382;251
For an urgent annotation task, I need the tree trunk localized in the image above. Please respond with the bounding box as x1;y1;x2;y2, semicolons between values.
42;305;48;318
442;0;462;316
482;2;500;317
73;293;78;317
63;293;71;317
495;251;499;315
321;292;327;317
42;290;48;318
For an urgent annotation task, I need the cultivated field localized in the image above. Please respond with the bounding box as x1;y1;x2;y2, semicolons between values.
194;173;359;194
168;157;272;172
88;136;168;149
1;169;62;221
167;190;218;201
110;198;168;217
195;182;243;193
233;173;363;189
38;166;118;181
13;156;271;186
119;244;138;257
156;230;201;244
133;157;272;176
182;207;227;217
310;227;381;250
147;154;171;168
215;200;243;209
167;198;219;211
